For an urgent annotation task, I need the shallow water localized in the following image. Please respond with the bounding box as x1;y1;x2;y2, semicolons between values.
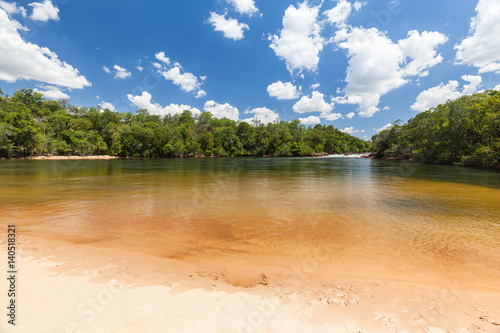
1;157;499;286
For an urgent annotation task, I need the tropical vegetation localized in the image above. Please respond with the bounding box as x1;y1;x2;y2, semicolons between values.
0;88;369;158
371;90;500;169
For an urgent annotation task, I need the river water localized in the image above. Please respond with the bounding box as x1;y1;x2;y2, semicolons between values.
1;157;499;287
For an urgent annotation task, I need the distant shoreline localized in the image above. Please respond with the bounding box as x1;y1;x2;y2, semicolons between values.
1;155;121;160
1;153;373;161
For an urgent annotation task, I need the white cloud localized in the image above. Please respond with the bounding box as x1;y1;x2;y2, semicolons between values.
319;111;343;121
299;116;321;125
382;106;390;111
29;0;59;22
195;90;206;98
0;1;26;16
340;126;360;134
155;52;170;65
310;83;320;89
399;30;448;77
495;84;500;91
455;0;500;74
136;66;144;72
33;85;69;99
375;123;393;132
411;81;461;112
204;100;239;121
102;66;111;73
267;81;301;100
208;12;249;41
346;112;355;119
113;65;131;79
161;103;201;117
0;10;90;89
411;75;482;112
153;52;206;96
324;0;352;27
99;101;116;112
161;67;200;92
242;107;279;125
127;91;201;117
269;2;324;75
353;1;365;11
292;91;333;113
334;27;447;117
227;0;259;16
461;74;482;95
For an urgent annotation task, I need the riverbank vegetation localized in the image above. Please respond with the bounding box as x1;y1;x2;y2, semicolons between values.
371;90;500;169
0;88;368;158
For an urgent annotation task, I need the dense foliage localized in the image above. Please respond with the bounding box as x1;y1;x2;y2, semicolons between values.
0;88;369;158
371;90;500;169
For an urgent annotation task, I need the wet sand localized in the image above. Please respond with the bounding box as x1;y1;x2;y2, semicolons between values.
9;155;121;160
0;233;499;333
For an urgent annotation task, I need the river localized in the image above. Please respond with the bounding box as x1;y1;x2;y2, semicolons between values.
1;157;499;287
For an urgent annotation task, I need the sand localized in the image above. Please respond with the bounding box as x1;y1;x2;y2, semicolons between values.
14;155;120;160
0;234;499;333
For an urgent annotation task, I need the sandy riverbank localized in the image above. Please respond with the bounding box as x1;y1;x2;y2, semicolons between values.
1;155;121;160
0;234;499;333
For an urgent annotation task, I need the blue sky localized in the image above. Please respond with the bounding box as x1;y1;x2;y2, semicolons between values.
1;0;500;139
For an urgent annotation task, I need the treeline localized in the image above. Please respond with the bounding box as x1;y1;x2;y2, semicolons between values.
371;90;500;169
0;88;369;158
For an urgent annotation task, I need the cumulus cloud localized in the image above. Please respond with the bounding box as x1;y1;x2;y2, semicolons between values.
227;0;259;16
242;107;280;125
299;116;321;125
195;90;207;98
208;12;249;41
340;127;361;134
269;2;324;75
267;81;301;100
102;66;111;73
353;1;365;11
411;75;482;112
375;123;393;132
33;85;69;99
310;83;320;89
29;0;59;22
346;112;355;119
0;10;90;89
99;101;116;112
319;111;343;121
161;67;200;92
399;30;448;77
455;0;500;73
0;1;26;16
204;100;239;121
461;74;483;95
292;91;333;113
154;51;206;96
127;91;201;117
324;0;352;27
155;51;170;65
113;65;131;79
334;27;447;117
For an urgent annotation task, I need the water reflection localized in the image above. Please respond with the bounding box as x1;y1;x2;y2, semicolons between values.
0;157;499;285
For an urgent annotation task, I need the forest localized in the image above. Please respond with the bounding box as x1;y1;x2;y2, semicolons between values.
371;90;500;169
0;88;369;158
